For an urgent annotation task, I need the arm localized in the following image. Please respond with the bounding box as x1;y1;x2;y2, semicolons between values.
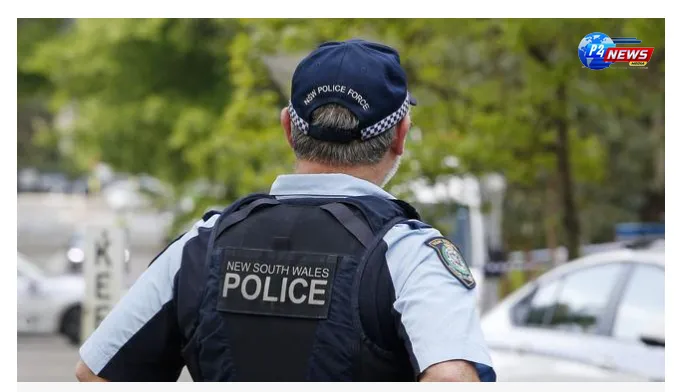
384;223;497;382
75;360;108;382
419;360;480;382
75;214;218;382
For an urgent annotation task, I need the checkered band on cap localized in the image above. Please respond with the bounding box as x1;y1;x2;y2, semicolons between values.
287;103;309;133
359;96;410;140
288;94;410;141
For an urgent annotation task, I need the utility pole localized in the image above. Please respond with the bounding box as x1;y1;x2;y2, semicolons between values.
479;174;507;314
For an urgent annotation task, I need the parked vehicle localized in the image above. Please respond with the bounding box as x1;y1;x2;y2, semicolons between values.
481;243;664;381
17;252;84;345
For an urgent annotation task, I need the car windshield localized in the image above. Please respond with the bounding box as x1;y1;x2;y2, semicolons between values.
17;253;45;280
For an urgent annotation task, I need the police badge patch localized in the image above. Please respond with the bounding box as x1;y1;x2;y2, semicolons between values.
425;237;476;290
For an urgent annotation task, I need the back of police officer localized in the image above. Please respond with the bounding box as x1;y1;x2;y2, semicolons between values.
75;39;496;382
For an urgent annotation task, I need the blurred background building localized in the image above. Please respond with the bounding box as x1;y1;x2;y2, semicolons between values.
17;18;664;382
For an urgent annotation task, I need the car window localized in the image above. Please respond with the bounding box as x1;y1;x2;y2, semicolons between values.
523;280;562;327
612;265;664;342
547;263;624;334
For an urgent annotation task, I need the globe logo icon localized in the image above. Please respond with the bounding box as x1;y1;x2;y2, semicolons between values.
578;32;616;70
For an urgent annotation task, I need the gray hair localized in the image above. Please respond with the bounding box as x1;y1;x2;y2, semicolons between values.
290;104;397;166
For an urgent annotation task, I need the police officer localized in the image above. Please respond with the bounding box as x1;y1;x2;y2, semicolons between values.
75;39;496;382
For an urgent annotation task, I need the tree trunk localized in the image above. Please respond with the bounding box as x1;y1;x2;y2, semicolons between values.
554;83;581;260
544;175;560;267
641;109;665;222
523;248;532;283
640;190;664;222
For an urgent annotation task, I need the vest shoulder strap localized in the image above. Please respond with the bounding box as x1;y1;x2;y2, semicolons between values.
319;202;375;249
204;193;276;266
215;197;280;239
390;199;421;221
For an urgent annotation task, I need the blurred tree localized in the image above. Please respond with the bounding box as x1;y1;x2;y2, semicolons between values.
434;19;664;257
233;19;665;258
18;18;65;98
20;19;238;188
19;18;664;255
17;18;67;172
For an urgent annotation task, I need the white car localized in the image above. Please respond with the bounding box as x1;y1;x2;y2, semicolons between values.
482;243;664;381
17;252;84;345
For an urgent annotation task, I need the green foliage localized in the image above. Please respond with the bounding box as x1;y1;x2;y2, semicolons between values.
21;19;236;187
18;18;664;252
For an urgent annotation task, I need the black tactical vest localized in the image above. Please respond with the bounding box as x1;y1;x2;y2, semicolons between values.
176;193;423;381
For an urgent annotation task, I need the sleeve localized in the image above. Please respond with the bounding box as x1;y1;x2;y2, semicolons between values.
383;222;496;382
78;214;219;381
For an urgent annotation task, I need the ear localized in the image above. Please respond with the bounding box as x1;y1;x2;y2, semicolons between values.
281;107;294;149
390;113;411;156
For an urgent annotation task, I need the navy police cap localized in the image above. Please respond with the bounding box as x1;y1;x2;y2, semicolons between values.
288;39;417;143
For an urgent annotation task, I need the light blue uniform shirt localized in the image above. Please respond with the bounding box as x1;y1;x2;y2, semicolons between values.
80;173;495;380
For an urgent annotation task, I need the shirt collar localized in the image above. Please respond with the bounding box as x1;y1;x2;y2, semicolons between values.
269;173;396;199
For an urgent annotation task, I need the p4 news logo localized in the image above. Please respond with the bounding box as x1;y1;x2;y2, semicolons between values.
578;32;655;71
